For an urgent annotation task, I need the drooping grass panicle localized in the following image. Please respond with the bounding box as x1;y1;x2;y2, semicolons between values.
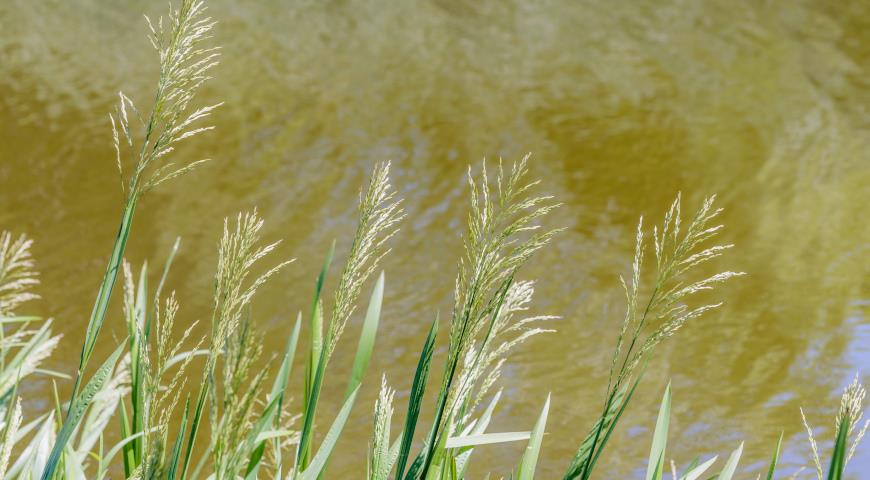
623;194;744;382
449;156;560;372
54;3;222;473
0;231;39;316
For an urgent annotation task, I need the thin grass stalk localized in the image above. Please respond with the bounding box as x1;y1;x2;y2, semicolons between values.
71;198;136;404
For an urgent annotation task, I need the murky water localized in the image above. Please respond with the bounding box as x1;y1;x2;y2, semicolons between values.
2;0;869;477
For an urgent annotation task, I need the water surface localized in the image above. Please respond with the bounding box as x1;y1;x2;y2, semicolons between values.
1;0;869;477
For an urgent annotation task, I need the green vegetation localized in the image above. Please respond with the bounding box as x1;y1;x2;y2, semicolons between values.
0;0;866;478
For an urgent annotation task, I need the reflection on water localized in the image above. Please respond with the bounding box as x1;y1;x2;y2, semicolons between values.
1;0;868;477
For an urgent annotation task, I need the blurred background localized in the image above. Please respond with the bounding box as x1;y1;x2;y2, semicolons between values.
1;0;868;477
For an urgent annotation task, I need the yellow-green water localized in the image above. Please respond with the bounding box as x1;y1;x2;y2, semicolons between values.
1;0;869;477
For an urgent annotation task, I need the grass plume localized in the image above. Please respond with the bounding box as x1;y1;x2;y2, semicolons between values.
1;0;865;477
564;193;744;480
801;374;869;479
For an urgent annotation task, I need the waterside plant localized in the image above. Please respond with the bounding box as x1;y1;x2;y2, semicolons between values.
0;0;866;478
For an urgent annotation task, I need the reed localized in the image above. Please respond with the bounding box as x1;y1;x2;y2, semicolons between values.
0;0;866;478
564;192;745;480
801;375;870;480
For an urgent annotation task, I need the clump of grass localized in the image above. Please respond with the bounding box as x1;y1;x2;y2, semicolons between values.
294;159;404;473
641;383;747;480
42;0;222;475
801;375;869;479
364;156;562;480
118;251;203;479
181;209;292;479
564;193;745;480
2;0;868;478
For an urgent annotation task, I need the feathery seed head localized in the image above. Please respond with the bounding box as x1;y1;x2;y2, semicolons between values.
837;374;867;434
0;231;39;316
212;209;293;356
327;161;404;357
450;155;560;369
111;0;221;198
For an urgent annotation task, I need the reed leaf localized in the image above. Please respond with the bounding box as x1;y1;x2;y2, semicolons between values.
40;342;125;479
717;442;743;480
679;456;717;480
299;385;361;480
645;382;671;480
346;271;385;399
394;315;439;480
516;394;550;480
765;432;783;480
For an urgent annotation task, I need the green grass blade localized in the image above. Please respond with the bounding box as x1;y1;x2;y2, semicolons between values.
245;316;301;478
97;432;145;479
717;442;744;480
119;399;134;477
297;343;328;468
395;315;438;480
241;390;284;478
167;398;190;480
345;271;384;399
275;314;302;406
645;382;671;480
580;373;644;478
0;315;42;324
471;391;502;435
454;391;503;478
446;431;531;449
679;456;717;480
180;379;209;480
73;198;137;401
766;432;783;480
305;241;334;406
155;236;181;302
297;244;335;470
517;394;551;480
827;420;849;480
299;385;361;480
40;342;125;480
130;262;148;466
